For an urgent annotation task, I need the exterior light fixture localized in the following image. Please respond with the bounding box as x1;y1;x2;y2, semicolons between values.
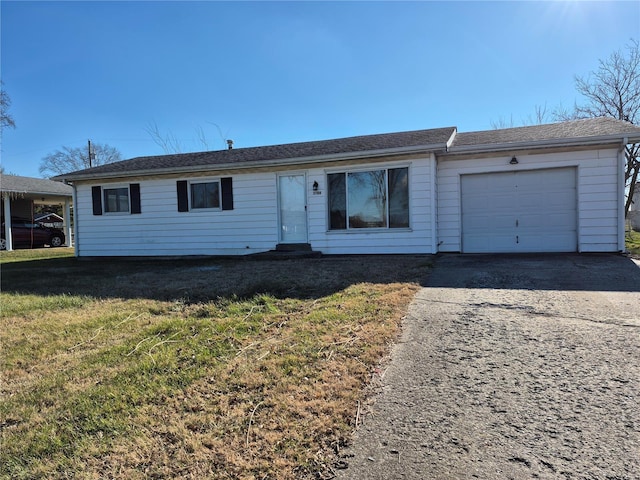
510;156;518;165
313;181;319;191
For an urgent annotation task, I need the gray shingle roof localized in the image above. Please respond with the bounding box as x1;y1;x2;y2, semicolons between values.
0;174;72;196
54;117;640;182
450;117;640;149
55;127;457;180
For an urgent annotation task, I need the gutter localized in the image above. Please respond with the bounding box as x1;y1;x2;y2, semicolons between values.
55;142;451;183
3;189;73;197
443;133;640;156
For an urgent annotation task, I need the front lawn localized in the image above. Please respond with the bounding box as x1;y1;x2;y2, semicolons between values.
626;228;640;255
0;250;430;479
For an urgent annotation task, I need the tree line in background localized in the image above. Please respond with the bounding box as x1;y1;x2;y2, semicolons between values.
0;81;16;131
38;143;122;178
1;40;638;216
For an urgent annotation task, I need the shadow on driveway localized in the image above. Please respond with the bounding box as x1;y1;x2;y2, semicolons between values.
427;253;640;292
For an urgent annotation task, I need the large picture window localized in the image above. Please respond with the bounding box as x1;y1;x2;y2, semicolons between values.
190;181;220;209
103;187;130;213
328;167;409;230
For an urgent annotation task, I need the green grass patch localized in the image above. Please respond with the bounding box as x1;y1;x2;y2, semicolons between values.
0;292;91;315
0;247;75;264
626;228;640;254
0;254;430;479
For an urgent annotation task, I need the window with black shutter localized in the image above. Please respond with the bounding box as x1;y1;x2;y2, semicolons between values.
177;178;233;212
91;184;141;215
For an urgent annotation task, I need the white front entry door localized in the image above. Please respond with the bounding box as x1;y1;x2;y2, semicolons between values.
278;174;308;243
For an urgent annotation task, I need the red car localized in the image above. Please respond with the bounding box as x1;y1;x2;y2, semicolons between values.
0;217;66;250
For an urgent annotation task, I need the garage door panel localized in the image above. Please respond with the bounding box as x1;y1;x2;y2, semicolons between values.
465;213;515;229
461;168;577;253
464;192;515;210
518;210;574;228
463;233;516;253
517;233;577;252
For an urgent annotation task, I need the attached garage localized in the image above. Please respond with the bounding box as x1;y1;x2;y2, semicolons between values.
437;118;640;254
460;168;577;253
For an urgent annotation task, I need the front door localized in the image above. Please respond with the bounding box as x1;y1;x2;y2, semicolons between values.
278;174;308;243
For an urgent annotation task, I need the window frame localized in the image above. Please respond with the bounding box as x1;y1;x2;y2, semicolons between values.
102;185;131;215
326;165;411;231
189;179;222;211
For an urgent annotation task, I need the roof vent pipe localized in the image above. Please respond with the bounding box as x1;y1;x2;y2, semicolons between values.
227;139;234;150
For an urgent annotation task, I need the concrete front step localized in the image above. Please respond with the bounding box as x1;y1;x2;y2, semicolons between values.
250;243;321;259
275;243;313;252
251;249;322;259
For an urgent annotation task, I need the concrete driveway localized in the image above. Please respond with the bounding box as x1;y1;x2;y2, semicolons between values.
335;254;640;480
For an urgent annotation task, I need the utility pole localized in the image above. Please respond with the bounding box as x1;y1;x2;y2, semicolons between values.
87;139;95;168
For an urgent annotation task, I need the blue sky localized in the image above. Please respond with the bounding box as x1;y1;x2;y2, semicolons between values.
1;1;639;178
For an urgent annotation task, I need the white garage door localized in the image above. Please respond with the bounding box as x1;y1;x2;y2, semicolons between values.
461;168;577;253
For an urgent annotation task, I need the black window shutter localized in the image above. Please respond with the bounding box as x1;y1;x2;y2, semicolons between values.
177;181;189;212
221;177;234;210
130;184;141;214
91;186;102;215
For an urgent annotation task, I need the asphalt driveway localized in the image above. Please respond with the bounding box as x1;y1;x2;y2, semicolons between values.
335;254;640;480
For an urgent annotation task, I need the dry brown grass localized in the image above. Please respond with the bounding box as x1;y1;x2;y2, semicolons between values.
1;251;431;479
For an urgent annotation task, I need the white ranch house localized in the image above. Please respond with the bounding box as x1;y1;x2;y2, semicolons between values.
56;118;640;257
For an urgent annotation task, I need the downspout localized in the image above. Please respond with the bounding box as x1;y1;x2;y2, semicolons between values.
618;138;628;252
430;152;438;254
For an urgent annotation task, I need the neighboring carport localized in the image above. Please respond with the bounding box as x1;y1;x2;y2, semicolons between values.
1;174;73;251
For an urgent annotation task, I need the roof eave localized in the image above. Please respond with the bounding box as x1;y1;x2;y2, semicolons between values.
1;188;73;197
444;133;640;156
55;143;449;182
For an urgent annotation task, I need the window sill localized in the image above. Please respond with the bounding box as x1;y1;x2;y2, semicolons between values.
326;228;413;234
103;211;131;216
187;208;223;213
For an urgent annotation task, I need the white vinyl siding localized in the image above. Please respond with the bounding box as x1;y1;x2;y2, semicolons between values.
75;174;278;256
74;155;437;256
437;148;622;253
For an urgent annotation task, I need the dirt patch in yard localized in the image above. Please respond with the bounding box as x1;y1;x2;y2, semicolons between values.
1;254;432;301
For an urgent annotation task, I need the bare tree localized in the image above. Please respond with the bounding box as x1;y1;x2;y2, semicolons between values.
526;103;551;126
39;143;122;178
490;114;515;130
557;39;640;217
146;121;229;153
1;81;16;130
145;121;184;154
490;104;551;130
